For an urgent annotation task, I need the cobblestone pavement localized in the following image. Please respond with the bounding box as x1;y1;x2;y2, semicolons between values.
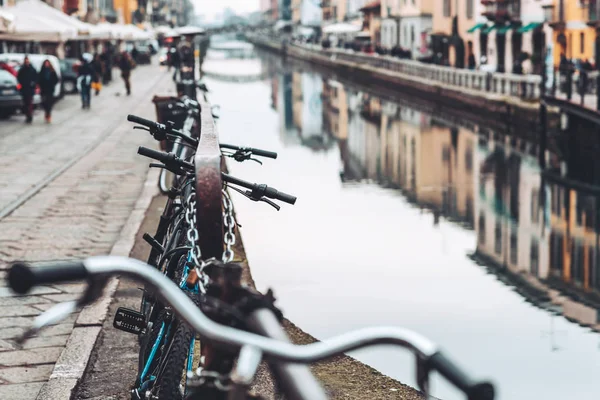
0;64;176;400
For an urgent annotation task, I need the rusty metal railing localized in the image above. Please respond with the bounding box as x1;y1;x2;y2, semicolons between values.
194;96;224;260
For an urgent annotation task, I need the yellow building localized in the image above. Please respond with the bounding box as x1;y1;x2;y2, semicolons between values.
431;0;478;67
550;0;596;66
113;0;137;25
292;0;301;25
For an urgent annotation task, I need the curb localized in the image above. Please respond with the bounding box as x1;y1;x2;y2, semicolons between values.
36;167;159;400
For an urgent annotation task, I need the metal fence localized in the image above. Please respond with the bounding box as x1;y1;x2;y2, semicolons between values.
288;42;542;101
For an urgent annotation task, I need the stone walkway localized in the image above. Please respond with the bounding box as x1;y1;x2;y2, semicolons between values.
0;63;176;400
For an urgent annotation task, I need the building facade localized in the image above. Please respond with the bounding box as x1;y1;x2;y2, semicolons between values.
398;0;433;58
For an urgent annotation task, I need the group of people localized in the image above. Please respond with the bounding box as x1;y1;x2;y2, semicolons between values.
77;49;136;109
12;57;58;124
7;49;136;124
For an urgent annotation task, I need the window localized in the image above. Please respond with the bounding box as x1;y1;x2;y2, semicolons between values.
531;189;539;224
495;221;502;255
580;32;585;54
510;225;518;265
465;146;473;171
443;0;451;17
411;26;415;45
531;239;539;276
478;213;486;244
466;0;474;19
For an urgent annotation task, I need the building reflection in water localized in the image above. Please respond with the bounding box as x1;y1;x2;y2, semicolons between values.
274;67;600;338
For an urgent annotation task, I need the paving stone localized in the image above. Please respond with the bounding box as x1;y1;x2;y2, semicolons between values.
19;335;69;350
0;286;61;298
0;327;25;340
0;347;62;367
0;306;41;318
41;293;81;302
50;283;87;294
38;323;75;338
0;296;51;307
0;382;44;400
0;364;54;384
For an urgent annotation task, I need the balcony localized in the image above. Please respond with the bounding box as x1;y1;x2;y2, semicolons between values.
481;0;520;23
543;0;566;31
587;0;600;27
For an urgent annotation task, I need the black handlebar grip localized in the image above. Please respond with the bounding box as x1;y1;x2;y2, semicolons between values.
264;187;297;205
8;261;88;295
250;148;278;159
127;114;158;128
428;352;495;400
137;146;169;163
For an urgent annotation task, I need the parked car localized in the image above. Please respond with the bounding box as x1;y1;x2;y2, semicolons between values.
133;45;152;65
0;69;41;119
0;54;62;99
59;58;81;94
158;47;168;65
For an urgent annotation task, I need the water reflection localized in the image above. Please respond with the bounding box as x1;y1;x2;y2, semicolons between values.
272;62;600;339
210;49;600;399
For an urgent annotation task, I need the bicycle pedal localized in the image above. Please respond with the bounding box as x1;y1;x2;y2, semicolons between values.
114;307;145;335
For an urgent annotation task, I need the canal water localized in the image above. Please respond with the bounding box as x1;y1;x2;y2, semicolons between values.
203;45;600;400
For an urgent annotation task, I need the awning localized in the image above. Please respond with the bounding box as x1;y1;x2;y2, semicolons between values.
467;23;486;33
497;25;513;34
482;24;514;35
0;0;108;41
175;26;206;36
517;22;542;33
0;10;15;33
0;0;78;42
274;20;293;31
96;23;152;40
322;22;361;34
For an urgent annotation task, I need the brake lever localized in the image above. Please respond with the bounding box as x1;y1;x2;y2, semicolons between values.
227;185;280;211
133;126;150;133
248;158;263;165
148;162;185;176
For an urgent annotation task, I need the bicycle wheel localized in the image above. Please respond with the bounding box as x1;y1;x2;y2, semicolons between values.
155;320;195;400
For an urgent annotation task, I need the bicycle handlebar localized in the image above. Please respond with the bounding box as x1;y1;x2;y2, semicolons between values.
222;173;296;205
137;146;194;172
6;257;494;400
127;114;162;130
220;144;278;160
9;261;88;294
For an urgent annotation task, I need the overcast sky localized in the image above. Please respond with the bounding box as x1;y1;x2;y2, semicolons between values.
193;0;261;20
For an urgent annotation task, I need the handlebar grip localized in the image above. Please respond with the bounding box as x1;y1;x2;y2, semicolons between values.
8;261;88;295
264;187;297;205
138;146;169;163
127;114;159;129
250;148;278;159
428;352;495;400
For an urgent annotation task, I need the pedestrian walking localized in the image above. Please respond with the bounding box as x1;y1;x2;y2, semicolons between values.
100;45;113;84
16;56;38;124
92;53;104;95
118;51;135;95
38;59;58;123
77;53;95;109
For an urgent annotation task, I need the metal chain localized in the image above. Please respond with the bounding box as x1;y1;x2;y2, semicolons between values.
184;192;202;268
222;190;236;263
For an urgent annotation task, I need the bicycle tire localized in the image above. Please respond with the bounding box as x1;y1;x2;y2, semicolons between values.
155;321;195;400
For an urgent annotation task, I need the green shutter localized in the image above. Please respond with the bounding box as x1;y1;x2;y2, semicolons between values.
467;23;486;33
